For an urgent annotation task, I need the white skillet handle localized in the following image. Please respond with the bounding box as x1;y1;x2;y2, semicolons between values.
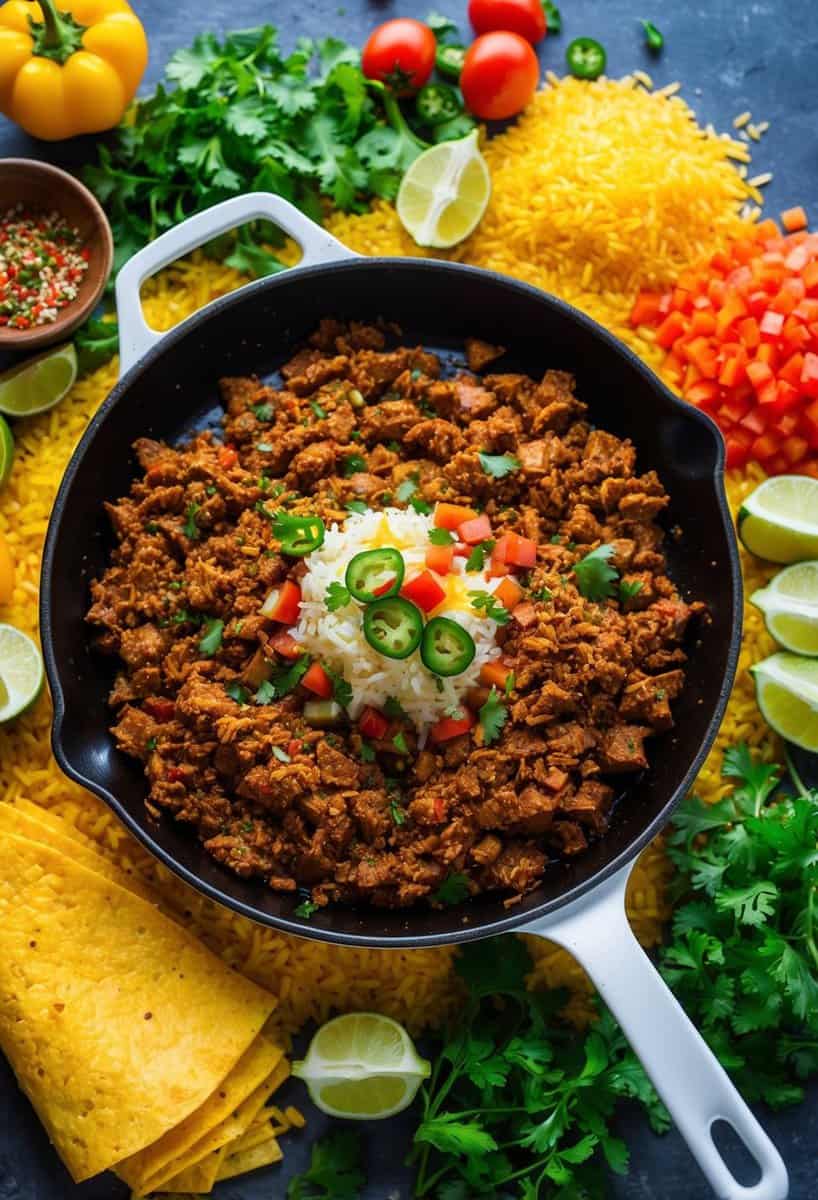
114;193;358;377
523;862;788;1200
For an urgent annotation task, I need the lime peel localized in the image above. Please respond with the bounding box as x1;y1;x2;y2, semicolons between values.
0;341;77;419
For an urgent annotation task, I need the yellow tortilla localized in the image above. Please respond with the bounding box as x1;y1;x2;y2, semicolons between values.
0;830;277;1182
140;1057;289;1194
228;1117;275;1155
157;1144;228;1195
216;1136;283;1182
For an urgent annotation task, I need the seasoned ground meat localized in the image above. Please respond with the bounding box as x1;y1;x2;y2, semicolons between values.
87;322;702;910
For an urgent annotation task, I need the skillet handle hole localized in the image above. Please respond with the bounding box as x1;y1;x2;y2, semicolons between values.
710;1117;762;1187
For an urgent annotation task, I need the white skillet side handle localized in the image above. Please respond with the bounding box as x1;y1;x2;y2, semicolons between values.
115;193;358;377
523;862;789;1200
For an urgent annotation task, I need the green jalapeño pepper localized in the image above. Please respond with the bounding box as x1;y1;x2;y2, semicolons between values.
345;548;405;602
435;43;467;80
363;596;423;660
416;81;462;126
272;511;325;556
566;37;607;80
421;617;476;676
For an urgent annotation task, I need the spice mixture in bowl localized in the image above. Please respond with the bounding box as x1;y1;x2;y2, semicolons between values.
86;319;704;911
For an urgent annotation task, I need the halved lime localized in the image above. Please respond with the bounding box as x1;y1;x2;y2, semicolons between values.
396;129;490;249
0;342;77;418
0;624;44;723
737;475;818;563
292;1011;431;1120
0;416;12;490
751;651;818;751
751;561;818;656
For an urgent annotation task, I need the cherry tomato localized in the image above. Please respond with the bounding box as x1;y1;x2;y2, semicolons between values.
460;31;539;121
468;0;546;45
362;19;436;95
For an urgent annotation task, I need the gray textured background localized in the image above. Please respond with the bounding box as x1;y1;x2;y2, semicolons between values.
1;1;818;1197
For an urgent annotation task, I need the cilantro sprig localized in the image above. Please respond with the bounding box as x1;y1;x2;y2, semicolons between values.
287;1129;364;1198
572;543;618;602
478;451;521;479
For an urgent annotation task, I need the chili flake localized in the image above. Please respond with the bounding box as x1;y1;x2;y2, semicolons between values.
0;206;89;330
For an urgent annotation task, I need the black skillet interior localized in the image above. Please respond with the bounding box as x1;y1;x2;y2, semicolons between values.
41;259;742;946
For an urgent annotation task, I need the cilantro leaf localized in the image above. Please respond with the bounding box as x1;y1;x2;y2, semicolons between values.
287;1129;363;1198
433;873;471;905
197;617;224;657
572;543;619;602
74;315;119;375
383;695;410;722
359;739;375;763
325;665;353;708
429;527;455;546
293;899;319;920
478;687;508;746
342;452;367;476
182;502;200;540
255;654;310;703
618;578;643;603
225;681;250;705
415;1117;497;1156
715;881;779;928
325;581;351;611
345;500;368;515
390;796;407;824
252;402;274;422
478;451;521;479
465;539;494;572
393;731;409;754
468;590;510;624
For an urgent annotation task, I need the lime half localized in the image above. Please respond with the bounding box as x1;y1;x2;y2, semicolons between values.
397;129;490;249
751;651;818;751
0;342;77;418
0;416;13;490
751;561;818;656
0;624;44;723
292;1012;431;1120
738;475;818;563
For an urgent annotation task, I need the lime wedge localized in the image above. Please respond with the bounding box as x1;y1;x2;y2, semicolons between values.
0;416;12;490
0;624;44;723
751;561;818;656
396;129;490;249
292;1011;431;1120
737;475;818;563
751;651;818;751
0;341;77;418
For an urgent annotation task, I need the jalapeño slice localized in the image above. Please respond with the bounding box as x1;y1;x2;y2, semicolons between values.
363;596;423;660
421;617;476;677
345;547;405;602
273;511;325;556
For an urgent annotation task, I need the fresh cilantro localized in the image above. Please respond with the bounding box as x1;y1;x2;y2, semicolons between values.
272;745;291;763
168;580;183;590
383;695;410;722
429;527;455;546
325;581;351;611
74;315;119;375
287;1129;364;1198
325;665;353;708
573;543;619;602
619;578;644;603
393;731;409;754
342;452;367;476
310;398;327;420
144;522;158;533
543;0;562;33
396;476;418;502
468;590;510;624
265;655;311;702
182;502;200;540
252;402;274;422
505;670;515;696
433;873;470;905
478;687;507;745
171;607;203;626
478;451;521;479
533;587;552;601
225;681;250;705
359;739;376;763
465;539;495;572
145;736;157;752
410;497;433;515
426;9;459;38
293;900;320;921
390;797;407;825
345;500;368;515
198;617;224;657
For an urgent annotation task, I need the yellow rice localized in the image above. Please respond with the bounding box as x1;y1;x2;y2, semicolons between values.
0;75;779;1037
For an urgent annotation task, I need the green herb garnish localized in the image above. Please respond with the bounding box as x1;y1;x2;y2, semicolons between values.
478;451;521;479
428;527;455;546
478;687;507;745
182;502;200;540
252;402;274;422
198;617;224;657
433;873;470;905
468;590;510;624
325;581;352;611
641;19;664;51
342;452;367;476
572;543;619;602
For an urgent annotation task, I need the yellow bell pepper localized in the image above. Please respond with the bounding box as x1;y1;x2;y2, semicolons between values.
0;0;147;140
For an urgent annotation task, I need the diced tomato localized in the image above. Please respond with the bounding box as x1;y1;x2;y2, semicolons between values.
218;444;238;469
269;630;302;659
781;435;809;465
426;543;455;574
778;352;805;387
479;661;512;690
724;431;752;470
434;502;478;530
740;408;769;436
494;577;524;611
487;560;511;578
747;360;773;390
457;513;493;544
685;380;720;408
691;310;717;336
655;311;687;348
737;316;761;350
144;697;175;722
261;579;302;624
302;661;333;699
760;310;785;340
359;705;389;740
287;739;304;757
166;766;185;782
770;381;802;418
629;289;664;326
492;531;537;568
401;570;446;612
801;353;818;398
718;350;747;389
750;432;780;461
781;206;808;233
429;708;477;743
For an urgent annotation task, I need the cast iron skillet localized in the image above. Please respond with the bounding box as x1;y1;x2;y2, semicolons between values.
41;195;785;1200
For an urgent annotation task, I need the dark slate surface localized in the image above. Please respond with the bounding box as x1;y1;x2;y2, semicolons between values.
2;1;818;1197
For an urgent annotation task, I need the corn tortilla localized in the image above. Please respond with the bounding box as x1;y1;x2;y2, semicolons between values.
228;1118;275;1155
216;1136;283;1182
0;831;276;1181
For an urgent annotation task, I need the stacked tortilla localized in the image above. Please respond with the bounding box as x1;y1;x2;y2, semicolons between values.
0;799;293;1195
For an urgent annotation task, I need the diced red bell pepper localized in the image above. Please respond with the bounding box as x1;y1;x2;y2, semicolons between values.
629;289;664;326
479;661;513;690
781;435;809;465
269;630;302;659
747;360;773;390
801;352;818;398
166;766;185;782
778;352;805;387
781;206;808;233
401;570;446;612
802;398;818;449
261;579;302;624
771;381;802;417
760;310;785;340
144;697;175;722
685;380;720;408
750;432;780;461
740;408;769;435
434;502;478;530
493;577;524;611
690;310;717;336
737;317;761;350
492;531;537;568
302;661;333;699
287;739;304;757
218;444;238;469
724;431;752;470
457;513;493;544
655;311;687;348
718;350;747;389
429;708;476;743
426;542;454;575
359;705;389;740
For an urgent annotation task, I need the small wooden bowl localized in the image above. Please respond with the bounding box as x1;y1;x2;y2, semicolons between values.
0;159;114;352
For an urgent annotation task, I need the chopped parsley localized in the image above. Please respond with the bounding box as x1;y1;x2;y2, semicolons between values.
168;580;183;590
549;533;562;545
359;739;376;763
573;543;619;602
255;655;311;703
325;666;353;709
325;581;352;611
478;451;521;479
428;527;455;546
345;500;368;515
171;607;203;626
465;539;495;572
310;398;328;420
479;687;508;746
410;497;433;515
145;521;158;534
532;587;552;601
252;402;273;422
619;578;644;603
433;873;470;905
393;731;409;755
182;502;200;540
294;899;319;919
342;452;367;476
390;797;407;825
468;590;511;624
145;736;157;752
384;695;410;722
271;745;291;763
225;681;250;705
198;617;224;657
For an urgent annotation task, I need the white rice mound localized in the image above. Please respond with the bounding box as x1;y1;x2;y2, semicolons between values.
293;507;504;735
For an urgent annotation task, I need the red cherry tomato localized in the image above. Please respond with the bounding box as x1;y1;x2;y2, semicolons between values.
362;18;436;95
460;31;540;120
468;0;546;45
